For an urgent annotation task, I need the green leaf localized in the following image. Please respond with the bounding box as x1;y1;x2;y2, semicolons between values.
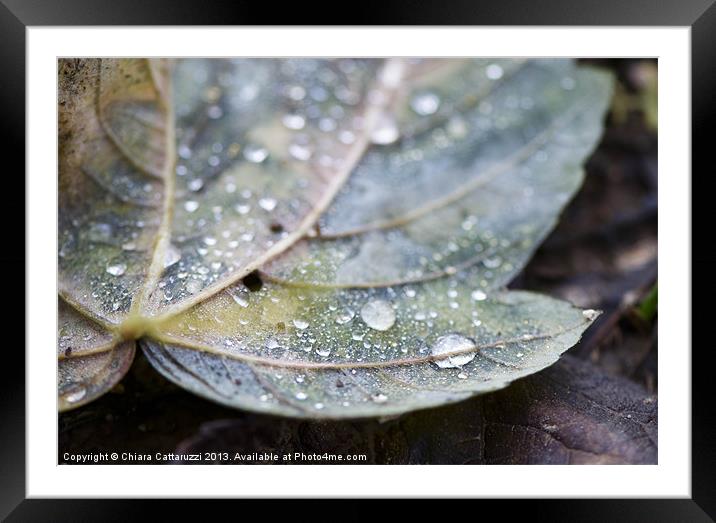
58;58;613;416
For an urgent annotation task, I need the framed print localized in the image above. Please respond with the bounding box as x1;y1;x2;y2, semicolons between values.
7;0;714;519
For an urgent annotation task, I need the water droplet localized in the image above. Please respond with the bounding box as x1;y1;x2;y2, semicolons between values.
295;375;305;383
121;241;136;251
293;319;309;330
339;130;356;145
410;92;440;116
379;60;405;87
178;144;192;159
471;290;487;301
244;144;269;163
360;299;396;331
235;203;251;215
288;143;313;161
457;372;468;380
65;388;87;403
184;200;199;213
314;402;325;410
231;292;249;308
164;245;181;268
582;309;599;320
370;117;399;145
483;257;502;269
106;263;126;277
447;117;468;140
259;198;277;212
371;393;388;404
316;347;331;357
335;309;355;325
266;338;280;349
431;333;477;368
486;63;504;80
187;178;204;192
295;391;308;400
282;113;306;130
287;85;306;101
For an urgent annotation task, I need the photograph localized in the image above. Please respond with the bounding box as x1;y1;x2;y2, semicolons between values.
57;56;659;465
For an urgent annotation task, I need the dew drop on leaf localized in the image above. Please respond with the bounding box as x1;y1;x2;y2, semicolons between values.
258;198;277;212
370;116;400;145
105;263;126;277
410;92;441;116
187;178;204;192
582;309;599;320
282;113;306;130
235;204;251;215
431;333;477;368
293;319;309;330
486;63;504;80
288;143;313;161
335;309;355;325
231;291;249;308
243;144;269;163
65;387;87;403
360;299;396;331
371;393;388;403
471;290;488;301
164;244;181;269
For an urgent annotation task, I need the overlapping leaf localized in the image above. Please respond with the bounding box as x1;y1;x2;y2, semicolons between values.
58;57;613;417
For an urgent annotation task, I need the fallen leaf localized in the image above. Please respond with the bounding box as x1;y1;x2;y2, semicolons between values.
58;58;613;417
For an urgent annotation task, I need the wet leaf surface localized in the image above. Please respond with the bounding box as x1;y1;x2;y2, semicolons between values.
58;300;135;410
58;354;656;464
58;60;657;463
144;286;594;418
264;62;611;287
58;57;614;417
58;58;169;324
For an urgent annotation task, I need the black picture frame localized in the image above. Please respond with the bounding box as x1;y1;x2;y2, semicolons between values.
6;0;713;519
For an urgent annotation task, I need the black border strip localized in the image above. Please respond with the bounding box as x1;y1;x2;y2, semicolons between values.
3;0;715;26
9;0;714;519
